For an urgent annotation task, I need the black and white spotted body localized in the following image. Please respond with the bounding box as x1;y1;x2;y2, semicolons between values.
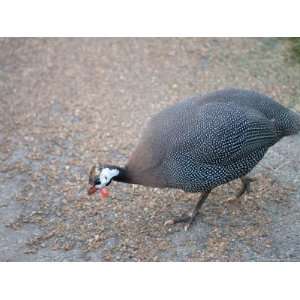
126;89;300;192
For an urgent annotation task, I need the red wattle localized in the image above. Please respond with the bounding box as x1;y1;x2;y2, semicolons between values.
99;188;109;198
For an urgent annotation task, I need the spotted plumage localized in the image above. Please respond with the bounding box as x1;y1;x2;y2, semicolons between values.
88;88;300;230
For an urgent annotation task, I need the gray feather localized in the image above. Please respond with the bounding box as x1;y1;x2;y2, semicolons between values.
126;89;300;192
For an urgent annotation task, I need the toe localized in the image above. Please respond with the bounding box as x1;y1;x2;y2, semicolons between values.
164;219;175;226
227;196;242;205
184;224;190;231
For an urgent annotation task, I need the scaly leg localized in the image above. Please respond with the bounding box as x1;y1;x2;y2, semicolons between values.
227;176;256;204
164;191;210;231
236;176;256;198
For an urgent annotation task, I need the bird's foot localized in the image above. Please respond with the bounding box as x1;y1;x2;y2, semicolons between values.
164;213;197;231
226;196;242;205
164;192;209;231
232;176;257;200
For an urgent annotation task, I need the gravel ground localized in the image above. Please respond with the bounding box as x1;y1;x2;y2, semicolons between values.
0;38;300;261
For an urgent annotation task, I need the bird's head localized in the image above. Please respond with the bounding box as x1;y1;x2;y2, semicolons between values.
87;164;120;196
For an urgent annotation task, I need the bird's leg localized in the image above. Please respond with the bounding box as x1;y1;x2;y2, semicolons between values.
236;176;256;198
227;176;256;204
164;191;210;231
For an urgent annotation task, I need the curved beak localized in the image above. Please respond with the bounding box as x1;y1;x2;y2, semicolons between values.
87;185;97;195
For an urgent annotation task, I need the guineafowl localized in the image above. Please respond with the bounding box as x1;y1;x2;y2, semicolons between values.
88;88;300;230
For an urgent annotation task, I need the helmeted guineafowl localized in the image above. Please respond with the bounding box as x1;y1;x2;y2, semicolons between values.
88;88;300;230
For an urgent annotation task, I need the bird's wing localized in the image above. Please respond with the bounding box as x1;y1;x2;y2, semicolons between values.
168;102;278;166
127;101;278;176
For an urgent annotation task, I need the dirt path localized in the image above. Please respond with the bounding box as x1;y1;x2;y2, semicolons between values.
0;38;299;261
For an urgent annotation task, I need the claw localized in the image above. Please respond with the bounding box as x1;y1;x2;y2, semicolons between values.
164;219;175;226
226;196;242;205
184;224;191;231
